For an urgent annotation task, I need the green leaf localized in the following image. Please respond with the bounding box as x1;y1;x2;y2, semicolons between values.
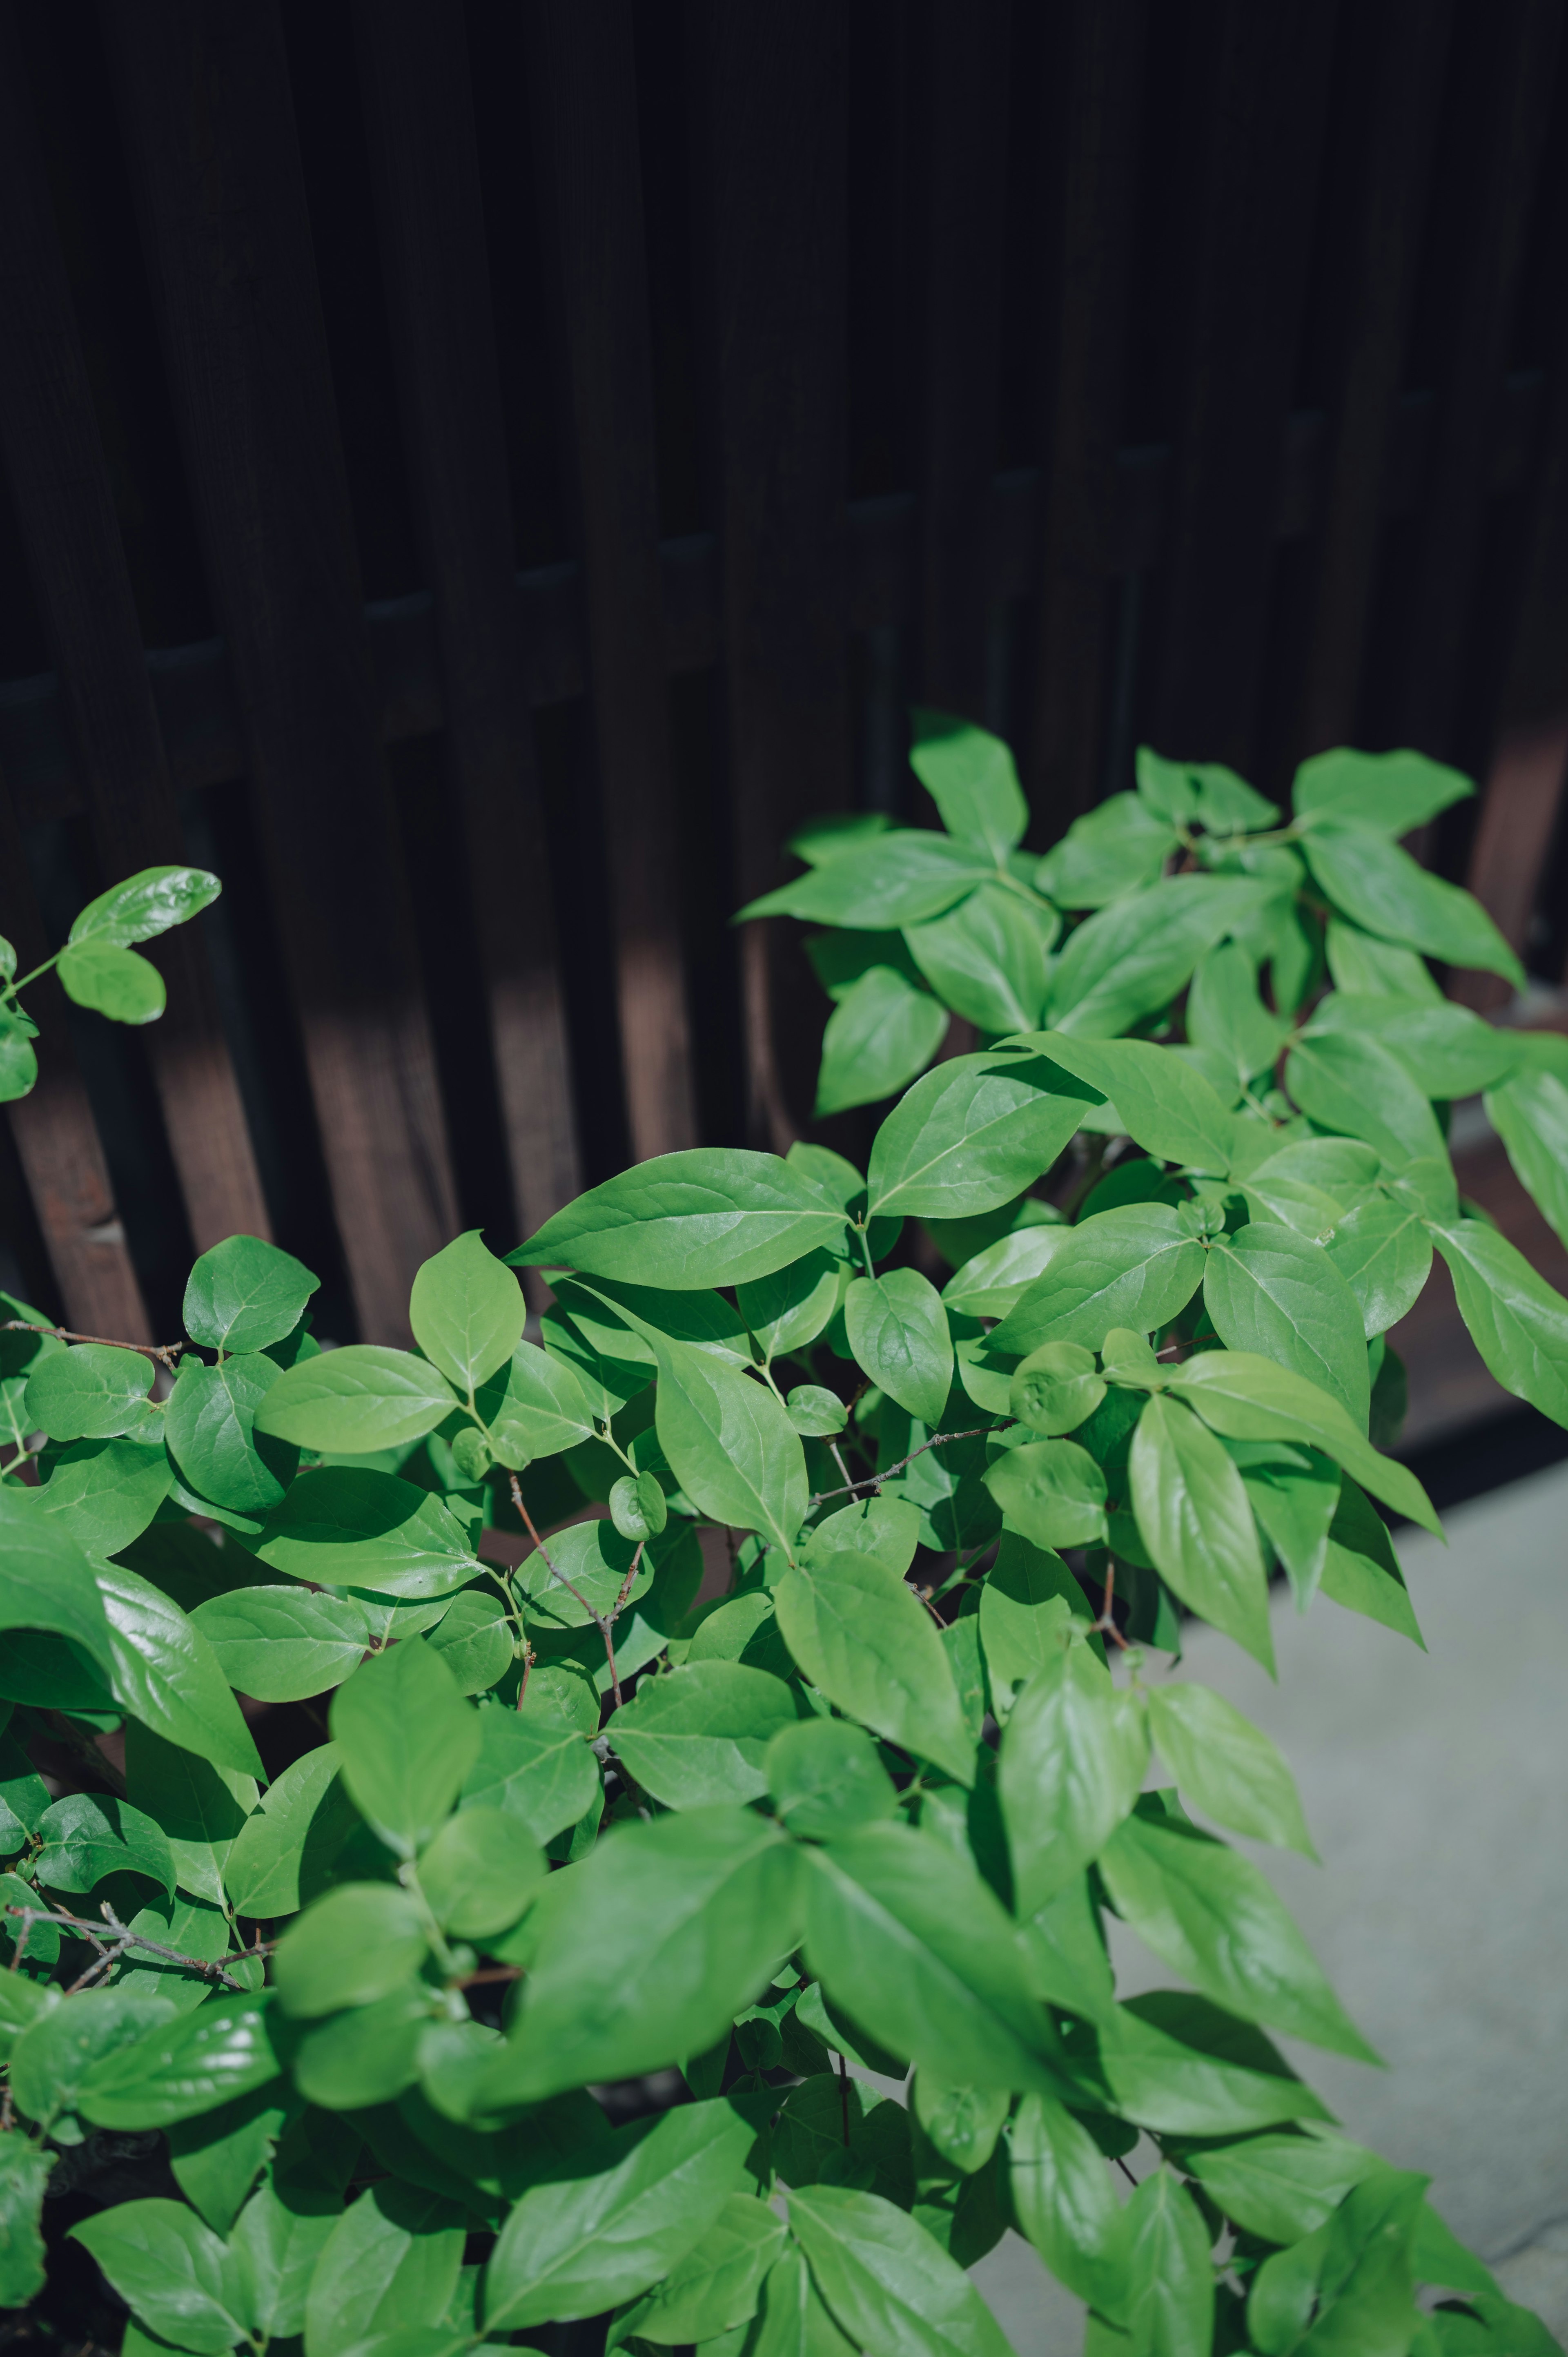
1324;1199;1432;1339
58;939;166;1023
1231;1442;1340;1607
0;1008;38;1102
774;1552;973;1785
223;1744;360;1919
942;1222;1071;1319
1168;1349;1439;1532
25;1340;155;1441
409;1231;526;1393
257;1468;481;1598
1095;1994;1332;2135
1035;792;1175;907
304;2181;467;2357
125;1721;257;1906
910;710;1029;859
1293;747;1473;836
476;1809;801;2106
978;1531;1094;1702
1123;2167;1215;2357
1301;823;1521;985
787;2182;1014;2357
484;2098;756;2330
77;1989;286;2127
37;1436;170;1556
69;864;222;947
987;1205;1205;1357
166;1351;294;1515
1311;993;1521;1098
801;1494;922;1580
0;2135;51;2308
330;1641;480;1857
513;1150;847;1288
802;1822;1068;2092
1187;940;1286;1083
459;1690;601;1847
1044;876;1279;1037
866;1051;1092;1220
608;1661;800;1808
476;1338;598;1466
191;1585;371;1702
1185;2130;1378;2244
1009;1340;1107;1436
791;811;895;865
1319;1477;1425;1646
647;1336;806;1556
906;884;1055;1033
844;1269;952;1423
984;1435;1107;1550
1253;2164;1427;2357
109;1893;236;2013
1203;1222;1370;1430
1325;920;1442;1001
1243;1136;1382;1236
1100;1806;1377;2060
228;2179;340;2343
813;963;951;1117
1285;1028;1448;1170
69;2197;246;2354
417;1807;546;1938
254;1346;459;1453
1026;1031;1238;1171
765;1717;898;1840
999;1639;1148;1910
787;1383;849;1437
35;1786;173;1895
292;1982;430;2114
183;1235;319;1354
1128;1394;1273;1668
274;1883;430;2016
1431;1217;1568;1427
1009;2090;1127;2310
1147;1685;1315;1855
615;2190;786;2345
738;2243;858;2355
739;830;997;927
97;1561;265;1775
11;1985;178;2135
738;1250;844;1363
1486;1066;1568;1266
423;1588;513;1694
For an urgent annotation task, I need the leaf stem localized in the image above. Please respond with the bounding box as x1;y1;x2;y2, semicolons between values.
806;1426;1004;1510
1;1320;183;1374
509;1472;628;1708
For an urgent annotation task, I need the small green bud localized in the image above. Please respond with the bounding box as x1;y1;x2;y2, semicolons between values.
450;1427;492;1481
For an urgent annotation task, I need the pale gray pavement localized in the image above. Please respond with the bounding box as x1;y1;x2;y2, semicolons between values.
968;1458;1568;2353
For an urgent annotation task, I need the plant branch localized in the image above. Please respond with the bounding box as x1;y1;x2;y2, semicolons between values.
806;1426;1005;1510
8;1900;252;1991
509;1472;629;1708
2;1320;184;1374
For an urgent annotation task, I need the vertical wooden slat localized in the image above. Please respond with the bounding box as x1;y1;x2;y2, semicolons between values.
350;0;582;1255
525;0;697;1162
1398;0;1566;764
0;774;151;1339
1148;0;1338;769
693;0;850;1148
0;1;268;1257
914;0;1011;718
100;0;457;1341
1294;0;1455;758
1027;0;1146;833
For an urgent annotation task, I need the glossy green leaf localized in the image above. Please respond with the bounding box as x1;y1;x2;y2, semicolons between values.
787;1383;849;1437
649;1335;806;1555
1123;2167;1215;2357
304;2180;467;2357
1129;1393;1274;1668
774;1552;973;1784
124;1721;257;1906
1148;1684;1314;1854
1168;1348;1439;1532
1203;1222;1370;1429
58;939;166;1023
0;1487;111;1678
1230;1441;1340;1608
222;1744;359;1919
844;1268;952;1423
987;1204;1205;1357
744;2242;858;2355
1294;747;1473;836
0;2134;51;2308
813;963;950;1117
255;1345;457;1453
1044;876;1279;1037
1035;791;1175;907
615;2191;786;2344
984;1435;1108;1550
329;1641;481;1857
1010;1340;1107;1436
166;1351;293;1515
1025;1030;1238;1171
480;1809;802;2106
274;1883;429;2017
77;1989;286;2127
291;1982;429;2113
942;1222;1071;1319
1252;2163;1427;2357
184;1235;319;1354
0;1009;38;1103
1432;1216;1568;1427
1100;1806;1377;2060
788;2183;1014;2357
513;1150;847;1289
1185;2129;1378;2244
999;1639;1148;1910
1301;823;1522;985
1286;1030;1446;1166
1188;939;1286;1082
69;863;222;947
69;2197;246;2353
866;1051;1091;1220
1242;1135;1382;1236
737;1250;844;1364
37;1434;170;1556
766;1717;897;1840
473;1339;597;1466
409;1230;525;1393
11;1985;178;2136
228;2179;341;2343
459;1690;601;1848
739;830;997;928
1486;1065;1568;1253
96;1561;265;1775
24;1340;155;1441
257;1468;479;1598
416;1806;546;1939
1009;2089;1128;2310
1325;1199;1432;1338
423;1588;513;1694
192;1585;371;1702
977;1531;1094;1701
1311;993;1520;1098
911;710;1029;858
906;883;1055;1033
608;1660;800;1808
1095;1993;1332;2135
1319;1477;1425;1646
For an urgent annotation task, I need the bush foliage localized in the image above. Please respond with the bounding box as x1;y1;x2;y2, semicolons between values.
0;723;1563;2355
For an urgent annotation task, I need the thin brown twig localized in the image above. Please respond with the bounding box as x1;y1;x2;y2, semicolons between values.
2;1320;184;1374
6;1901;250;1992
510;1473;625;1708
458;1965;524;1988
806;1427;1003;1510
1094;1559;1130;1652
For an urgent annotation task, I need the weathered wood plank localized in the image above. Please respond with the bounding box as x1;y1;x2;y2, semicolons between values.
100;0;457;1340
0;0;267;1254
691;0;850;1146
524;0;696;1160
351;0;582;1256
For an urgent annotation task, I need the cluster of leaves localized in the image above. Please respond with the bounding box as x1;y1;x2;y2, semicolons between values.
0;864;222;1101
0;734;1560;2357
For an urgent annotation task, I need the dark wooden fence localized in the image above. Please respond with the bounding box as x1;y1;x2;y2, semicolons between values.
3;0;1568;1369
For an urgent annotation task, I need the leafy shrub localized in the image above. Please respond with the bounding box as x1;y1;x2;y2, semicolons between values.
0;732;1562;2355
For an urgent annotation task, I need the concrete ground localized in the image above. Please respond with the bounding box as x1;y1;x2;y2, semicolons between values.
969;1459;1568;2353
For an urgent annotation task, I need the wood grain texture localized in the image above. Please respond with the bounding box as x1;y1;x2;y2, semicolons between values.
914;0;1011;719
1027;0;1146;836
525;0;696;1162
0;774;151;1339
100;0;457;1341
1148;0;1338;770
0;0;267;1254
352;0;582;1260
691;0;850;1147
